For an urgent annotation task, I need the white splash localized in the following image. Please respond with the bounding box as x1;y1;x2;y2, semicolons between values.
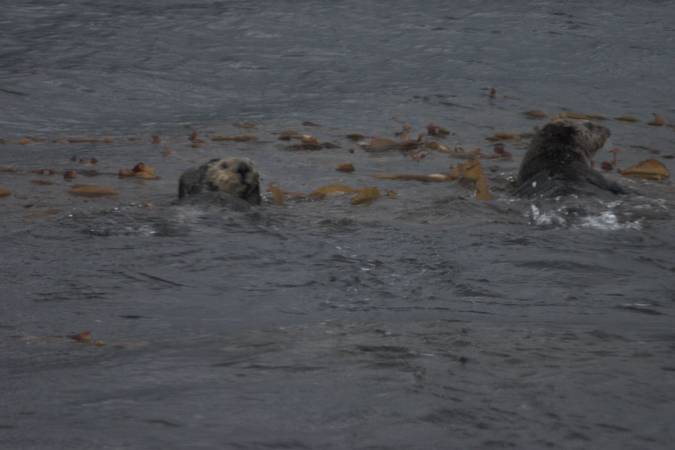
578;211;641;231
529;204;567;226
528;203;642;230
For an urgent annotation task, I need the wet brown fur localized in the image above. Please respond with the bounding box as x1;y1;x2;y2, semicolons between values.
178;158;261;205
515;119;625;197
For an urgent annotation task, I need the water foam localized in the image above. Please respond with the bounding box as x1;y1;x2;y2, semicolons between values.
528;203;642;231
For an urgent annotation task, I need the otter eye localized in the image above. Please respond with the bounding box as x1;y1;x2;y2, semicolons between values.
220;162;229;169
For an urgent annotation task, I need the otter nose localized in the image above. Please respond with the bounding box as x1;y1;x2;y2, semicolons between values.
236;164;250;177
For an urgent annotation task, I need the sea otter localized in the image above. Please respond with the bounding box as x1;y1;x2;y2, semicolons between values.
515;119;627;197
178;157;261;205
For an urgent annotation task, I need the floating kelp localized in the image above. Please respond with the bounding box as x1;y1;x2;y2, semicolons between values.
301;136;320;146
488;87;496;98
361;138;406;152
234;122;257;129
31;168;56;175
31;179;54;186
69;330;92;343
615;115;640;123
648;114;666;126
189;130;205;144
24;208;61;221
485;132;523;142
67;137;113;144
287;135;323;150
68;330;104;347
473;171;493;201
448;146;507;161
558;112;606;121
302;121;321;127
309;183;357;199
309;183;384;205
408;148;428;161
601;147;622;171
63;170;77;180
78;169;98;177
346;133;366;141
524;110;547;119
267;184;285;205
210;134;257;142
449;160;493;200
395;123;413;140
68;185;119;197
425;141;451;153
276;130;327;148
373;173;451;182
492;143;512;159
118;162;158;180
336;163;355;173
0;187;11;198
426;123;450;137
399;139;423;152
620;159;670;181
151;135;161;144
449;147;483;160
18;136;47;144
308;184;382;205
133;162;158;179
277;130;303;141
351;187;380;205
358;123;427;153
430;141;508;159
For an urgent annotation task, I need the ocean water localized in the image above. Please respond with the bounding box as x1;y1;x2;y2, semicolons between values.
1;1;674;449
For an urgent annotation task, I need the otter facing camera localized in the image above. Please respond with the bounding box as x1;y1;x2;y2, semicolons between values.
178;158;261;205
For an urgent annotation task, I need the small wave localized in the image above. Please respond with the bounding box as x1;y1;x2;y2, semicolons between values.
529;204;567;227
174;205;207;224
528;204;642;231
578;211;641;231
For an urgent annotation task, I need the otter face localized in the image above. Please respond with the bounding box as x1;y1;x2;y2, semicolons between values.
205;158;259;197
572;120;610;160
178;157;261;205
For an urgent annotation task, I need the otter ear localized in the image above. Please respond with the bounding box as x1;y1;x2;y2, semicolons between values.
583;121;611;137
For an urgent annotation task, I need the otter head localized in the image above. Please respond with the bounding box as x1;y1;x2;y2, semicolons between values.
543;119;610;163
514;119;625;197
517;119;610;185
178;157;261;205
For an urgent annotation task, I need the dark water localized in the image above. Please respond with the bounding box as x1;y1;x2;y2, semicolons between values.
1;1;675;449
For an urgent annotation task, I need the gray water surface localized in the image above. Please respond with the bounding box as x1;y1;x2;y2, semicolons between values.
1;1;675;449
